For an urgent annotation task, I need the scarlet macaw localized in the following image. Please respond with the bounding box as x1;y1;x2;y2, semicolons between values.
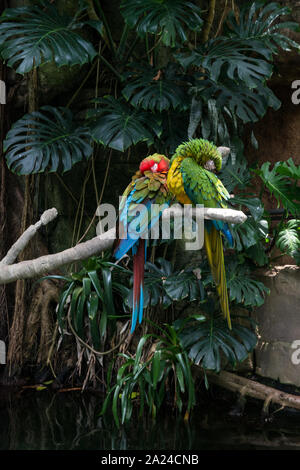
114;154;171;333
167;138;233;329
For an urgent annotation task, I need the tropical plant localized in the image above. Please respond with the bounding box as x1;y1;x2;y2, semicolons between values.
4;106;93;174
0;3;97;74
1;0;299;400
275;219;300;265
41;255;129;350
1;1;298;171
125;258;205;311
175;307;257;374
101;322;196;427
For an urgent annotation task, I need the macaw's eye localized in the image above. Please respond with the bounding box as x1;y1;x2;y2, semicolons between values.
139;159;154;173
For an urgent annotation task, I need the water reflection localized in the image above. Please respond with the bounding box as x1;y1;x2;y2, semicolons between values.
1;389;300;450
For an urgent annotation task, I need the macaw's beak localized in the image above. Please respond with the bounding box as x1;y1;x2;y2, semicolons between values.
204;160;216;172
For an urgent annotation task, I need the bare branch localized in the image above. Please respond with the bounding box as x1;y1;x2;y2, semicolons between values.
0;208;58;266
0;205;247;285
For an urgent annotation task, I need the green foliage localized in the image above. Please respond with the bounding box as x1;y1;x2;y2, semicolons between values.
101;323;196;426
88;96;161;152
176;38;273;86
254;161;300;217
226;260;270;307
120;0;203;47
225;1;300;52
176;310;257;373
276;220;300;264
0;4;96;74
41;255;128;350
2;0;298;168
126;258;205;310
4;106;93;175
122;64;189;113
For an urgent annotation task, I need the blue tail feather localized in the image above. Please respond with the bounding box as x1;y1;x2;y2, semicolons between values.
206;219;234;248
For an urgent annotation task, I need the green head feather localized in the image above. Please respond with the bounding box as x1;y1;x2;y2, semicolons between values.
172;139;222;171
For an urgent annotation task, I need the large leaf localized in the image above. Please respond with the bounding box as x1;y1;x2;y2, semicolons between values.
276;158;300;180
4;106;93;174
176;37;273;87
226;260;270;307
0;4;96;74
120;0;203;47
255;162;300;216
88;96;161;152
126;258;204;310
276;219;300;262
191;77;280;124
122;63;189;112
179;315;257;372
225;1;300;53
219;157;252;192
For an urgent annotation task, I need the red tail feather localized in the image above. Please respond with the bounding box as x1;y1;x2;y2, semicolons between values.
132;239;145;332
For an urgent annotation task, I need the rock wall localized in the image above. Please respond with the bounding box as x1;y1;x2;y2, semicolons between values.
254;265;300;387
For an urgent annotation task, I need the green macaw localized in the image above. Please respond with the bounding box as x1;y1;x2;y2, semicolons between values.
114;154;171;333
167;138;233;329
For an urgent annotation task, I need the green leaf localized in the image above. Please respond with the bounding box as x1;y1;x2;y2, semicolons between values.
4;106;93;175
87;291;101;350
88;96;161;152
120;0;203;47
101;268;115;316
122;63;189;112
255;162;300;216
176;37;272;86
276;219;300;260
151;350;162;390
70;286;83;331
276;158;300;180
227;260;270;307
191;78;280;124
0;4;96;74
230;196;264;222
75;292;86;340
57;281;75;333
180;315;257;373
225;1;300;53
87;270;104;300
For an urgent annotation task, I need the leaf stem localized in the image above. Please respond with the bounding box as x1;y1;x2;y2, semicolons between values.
92;0;117;59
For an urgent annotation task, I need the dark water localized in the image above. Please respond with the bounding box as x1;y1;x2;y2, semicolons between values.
1;388;300;451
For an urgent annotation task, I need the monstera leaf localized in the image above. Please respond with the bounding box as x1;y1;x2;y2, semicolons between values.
88;96;162;152
0;4;96;74
255;162;300;217
126;258;204;310
4;106;93;175
225;1;300;53
178;314;257;373
120;0;203;47
122;64;189;112
276;219;300;262
226;260;270;307
190;77;280;124
176;37;273;87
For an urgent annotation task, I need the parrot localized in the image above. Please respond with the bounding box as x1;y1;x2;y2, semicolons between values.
166;138;233;329
114;153;171;333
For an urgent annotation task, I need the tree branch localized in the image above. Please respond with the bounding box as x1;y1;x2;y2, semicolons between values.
0;208;58;266
207;370;300;412
0;206;246;285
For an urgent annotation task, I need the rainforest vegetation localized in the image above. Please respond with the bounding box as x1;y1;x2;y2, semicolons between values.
0;0;299;426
